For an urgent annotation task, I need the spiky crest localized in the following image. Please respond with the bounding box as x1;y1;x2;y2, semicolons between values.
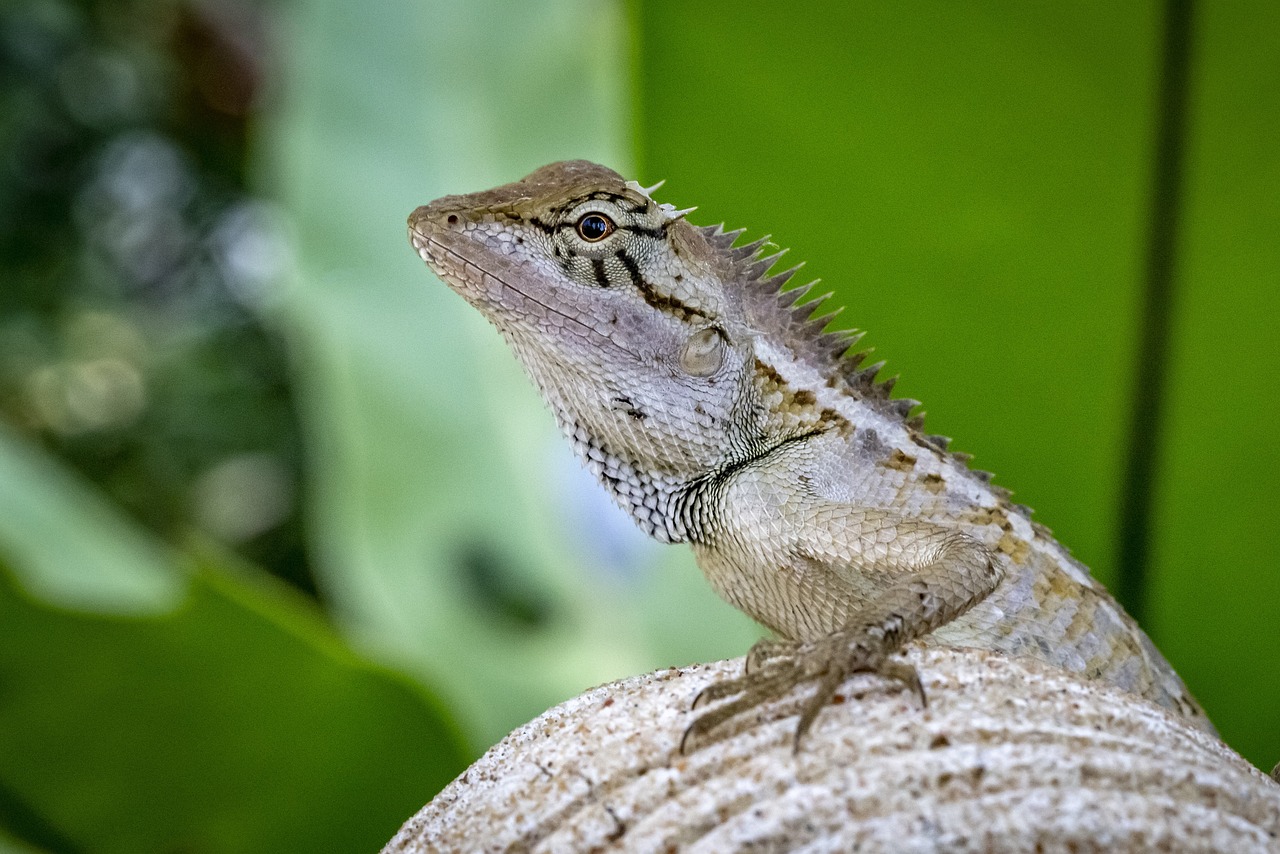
697;223;903;407
694;223;1004;494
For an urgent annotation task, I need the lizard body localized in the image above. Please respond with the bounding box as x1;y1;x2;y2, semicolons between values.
408;160;1212;748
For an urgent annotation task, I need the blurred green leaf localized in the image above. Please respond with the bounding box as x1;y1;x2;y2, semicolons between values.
635;1;1158;583
0;0;315;602
634;1;1278;769
632;0;1280;773
1149;0;1280;768
263;0;760;751
0;827;52;854
0;421;181;614
0;426;467;852
0;556;467;854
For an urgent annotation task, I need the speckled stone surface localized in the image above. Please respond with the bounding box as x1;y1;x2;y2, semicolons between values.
383;648;1280;853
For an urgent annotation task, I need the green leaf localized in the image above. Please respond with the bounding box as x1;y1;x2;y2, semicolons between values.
1148;0;1280;770
0;554;467;854
0;422;182;614
261;0;759;752
0;422;467;852
634;3;1160;585
633;1;1279;770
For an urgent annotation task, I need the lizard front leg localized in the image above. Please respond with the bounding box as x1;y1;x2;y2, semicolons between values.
684;524;1002;753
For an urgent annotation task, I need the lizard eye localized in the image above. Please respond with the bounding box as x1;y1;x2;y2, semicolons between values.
576;213;615;242
680;326;726;377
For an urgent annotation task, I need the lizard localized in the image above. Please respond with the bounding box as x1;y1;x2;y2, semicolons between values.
407;160;1215;751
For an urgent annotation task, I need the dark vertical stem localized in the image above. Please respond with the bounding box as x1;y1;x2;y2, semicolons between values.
1116;0;1196;624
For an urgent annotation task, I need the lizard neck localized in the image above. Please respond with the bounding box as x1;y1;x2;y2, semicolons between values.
561;403;828;548
561;412;693;544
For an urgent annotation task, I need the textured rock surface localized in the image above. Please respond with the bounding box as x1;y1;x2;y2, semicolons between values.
383;648;1280;853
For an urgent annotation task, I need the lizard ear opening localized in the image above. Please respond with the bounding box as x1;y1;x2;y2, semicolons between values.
680;326;726;377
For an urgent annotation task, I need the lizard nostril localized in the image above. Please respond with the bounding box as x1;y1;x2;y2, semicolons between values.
447;214;458;225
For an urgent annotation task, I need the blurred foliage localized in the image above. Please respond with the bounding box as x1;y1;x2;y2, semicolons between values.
0;1;1276;851
633;0;1279;767
260;0;761;758
0;417;468;853
0;0;472;851
0;0;313;595
0;555;467;854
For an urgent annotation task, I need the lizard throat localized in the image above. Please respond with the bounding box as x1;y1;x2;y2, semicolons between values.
567;420;694;544
567;408;823;547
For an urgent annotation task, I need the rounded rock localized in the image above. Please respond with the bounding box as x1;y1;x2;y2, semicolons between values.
384;647;1280;853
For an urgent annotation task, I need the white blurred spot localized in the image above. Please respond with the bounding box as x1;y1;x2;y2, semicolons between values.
74;131;195;285
22;310;149;435
209;200;295;307
27;358;145;435
192;452;293;543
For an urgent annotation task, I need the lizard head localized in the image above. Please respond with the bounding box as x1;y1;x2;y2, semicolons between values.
408;161;867;540
409;160;761;463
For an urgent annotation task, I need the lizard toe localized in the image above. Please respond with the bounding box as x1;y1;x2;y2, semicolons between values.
745;636;795;673
682;664;807;753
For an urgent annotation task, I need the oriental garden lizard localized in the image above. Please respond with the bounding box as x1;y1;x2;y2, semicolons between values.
407;160;1214;751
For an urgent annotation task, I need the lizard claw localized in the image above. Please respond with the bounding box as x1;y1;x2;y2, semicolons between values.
681;630;926;754
693;636;805;708
691;674;749;709
681;663;804;753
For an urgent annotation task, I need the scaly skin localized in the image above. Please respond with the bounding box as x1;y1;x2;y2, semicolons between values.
408;160;1213;750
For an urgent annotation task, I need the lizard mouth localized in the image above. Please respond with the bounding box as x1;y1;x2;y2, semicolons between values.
407;222;641;359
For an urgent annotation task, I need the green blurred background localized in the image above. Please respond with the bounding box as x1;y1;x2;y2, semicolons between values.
1;1;1276;851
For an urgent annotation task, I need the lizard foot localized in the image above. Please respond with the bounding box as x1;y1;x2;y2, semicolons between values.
681;629;925;754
